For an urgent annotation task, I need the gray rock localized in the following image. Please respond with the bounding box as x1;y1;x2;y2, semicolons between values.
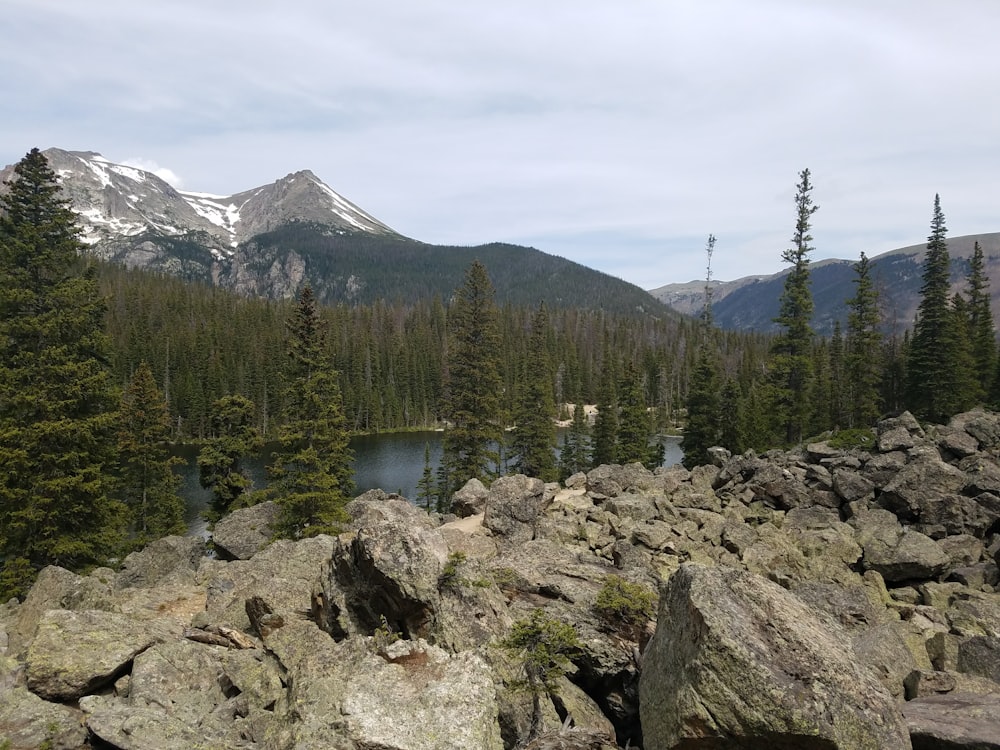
9;565;114;656
201;535;337;632
116;534;205;587
211;500;280;560
855;508;950;583
832;467;875;503
0;686;88;750
484;474;550;543
957;636;1000;684
879;455;967;523
451;477;489;517
903;692;1000;749
263;619;503;750
639;564;912;749
26;609;163;700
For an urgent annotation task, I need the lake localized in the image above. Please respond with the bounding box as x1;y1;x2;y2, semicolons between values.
175;431;683;533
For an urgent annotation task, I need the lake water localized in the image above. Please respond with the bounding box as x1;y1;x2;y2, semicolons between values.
175;431;683;532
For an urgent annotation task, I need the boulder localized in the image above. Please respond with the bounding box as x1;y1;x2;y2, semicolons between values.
484;474;550;543
8;565;114;656
263;619;503;750
116;534;206;587
854;508;950;583
451;477;489;517
879;455;967;524
903;692;1000;749
200;535;336;632
639;564;911;749
211;500;280;560
26;609;164;700
0;686;88;750
957;636;1000;684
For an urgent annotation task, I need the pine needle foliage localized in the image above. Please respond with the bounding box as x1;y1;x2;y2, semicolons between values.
268;285;353;538
117;360;186;546
0;149;125;599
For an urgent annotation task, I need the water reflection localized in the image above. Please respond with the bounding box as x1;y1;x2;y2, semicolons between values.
174;432;683;533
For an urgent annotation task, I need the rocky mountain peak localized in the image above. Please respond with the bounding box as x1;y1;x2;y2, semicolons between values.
0;148;399;266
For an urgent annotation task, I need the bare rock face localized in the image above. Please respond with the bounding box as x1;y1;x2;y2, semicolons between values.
484;474;550;543
210;500;280;560
0;686;88;750
903;693;1000;749
639;563;912;749
25;609;164;701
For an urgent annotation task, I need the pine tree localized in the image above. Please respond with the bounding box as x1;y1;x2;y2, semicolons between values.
416;442;435;511
845;253;883;427
617;361;659;468
441;261;503;492
966;241;996;400
682;348;722;468
198;395;263;519
117;360;186;545
770;168;818;444
510;304;558;481
591;352;619;467
718;378;745;454
682;235;723;468
268;285;354;538
559;402;591;479
906;195;976;421
0;148;125;598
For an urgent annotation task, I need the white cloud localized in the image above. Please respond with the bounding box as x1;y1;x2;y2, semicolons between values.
2;0;999;287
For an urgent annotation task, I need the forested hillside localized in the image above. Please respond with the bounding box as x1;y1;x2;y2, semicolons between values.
226;222;672;315
99;261;768;440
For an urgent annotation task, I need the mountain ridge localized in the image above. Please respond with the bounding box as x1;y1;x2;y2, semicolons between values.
1;148;672;317
649;232;1000;335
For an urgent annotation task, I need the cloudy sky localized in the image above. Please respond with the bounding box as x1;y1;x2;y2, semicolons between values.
3;1;998;288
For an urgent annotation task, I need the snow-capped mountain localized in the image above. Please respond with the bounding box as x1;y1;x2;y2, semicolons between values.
0;148;396;262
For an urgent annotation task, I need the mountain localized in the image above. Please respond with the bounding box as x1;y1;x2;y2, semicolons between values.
650;233;1000;335
0;148;671;316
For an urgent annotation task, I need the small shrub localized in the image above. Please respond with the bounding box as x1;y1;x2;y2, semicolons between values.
827;427;876;450
439;551;467;590
594;575;656;639
371;614;401;653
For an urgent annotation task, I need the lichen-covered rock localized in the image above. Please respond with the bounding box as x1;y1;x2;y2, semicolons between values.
0;686;87;750
639;564;911;749
263;619;503;750
8;565;114;656
451;477;489;517
210;500;280;560
26;609;164;700
903;692;1000;749
200;535;336;632
484;474;550;543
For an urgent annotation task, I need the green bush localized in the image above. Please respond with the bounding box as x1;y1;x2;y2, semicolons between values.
827;427;876;450
594;576;656;639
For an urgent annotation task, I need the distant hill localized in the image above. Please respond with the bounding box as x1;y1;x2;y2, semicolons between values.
0;148;674;318
649;233;1000;335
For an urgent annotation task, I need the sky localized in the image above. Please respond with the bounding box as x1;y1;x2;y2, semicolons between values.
3;1;999;288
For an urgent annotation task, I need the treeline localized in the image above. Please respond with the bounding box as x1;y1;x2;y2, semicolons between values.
681;172;997;467
99;262;770;440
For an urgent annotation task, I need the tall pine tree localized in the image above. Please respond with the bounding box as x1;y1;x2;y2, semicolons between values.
268;285;354;538
906;195;976;422
510;304;558;481
117;360;186;546
966;241;996;400
441;261;503;493
845;252;883;427
198;395;263;519
769;168;818;444
0;148;124;598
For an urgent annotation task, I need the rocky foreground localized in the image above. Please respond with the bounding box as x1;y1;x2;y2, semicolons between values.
4;411;1000;749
